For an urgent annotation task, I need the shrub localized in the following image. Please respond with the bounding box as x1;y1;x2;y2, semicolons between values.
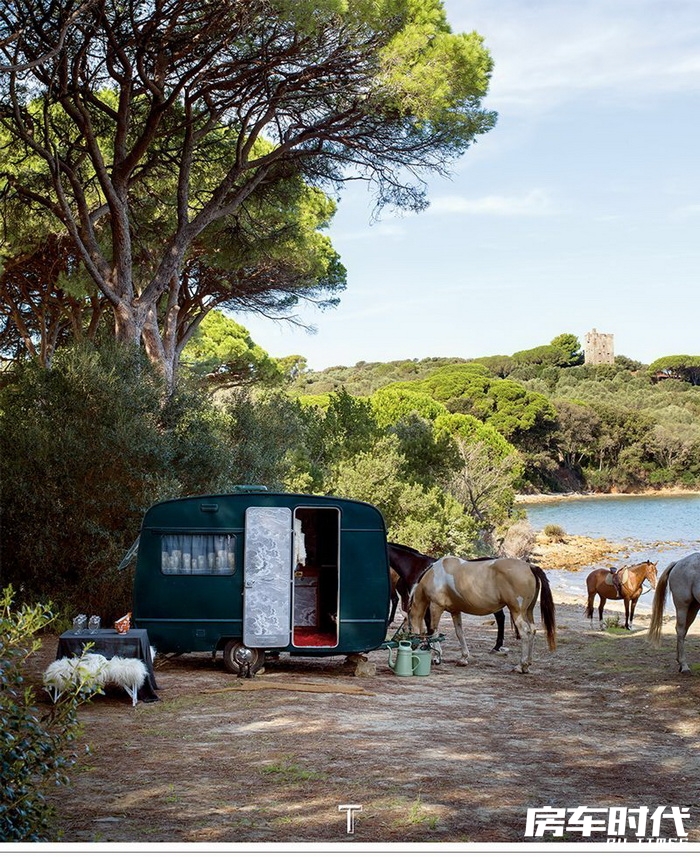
0;344;234;620
500;520;536;559
543;523;566;542
0;586;92;841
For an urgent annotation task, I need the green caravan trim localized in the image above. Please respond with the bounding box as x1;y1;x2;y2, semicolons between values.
131;491;390;659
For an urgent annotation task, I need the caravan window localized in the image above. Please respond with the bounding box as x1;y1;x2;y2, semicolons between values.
161;533;235;575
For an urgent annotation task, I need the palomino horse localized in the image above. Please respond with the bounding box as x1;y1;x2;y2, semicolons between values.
648;552;700;673
388;543;508;652
408;556;556;673
584;560;658;630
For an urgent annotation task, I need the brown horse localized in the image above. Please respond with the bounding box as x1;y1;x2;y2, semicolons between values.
388;543;508;652
408;555;556;673
387;542;434;620
584;560;658;630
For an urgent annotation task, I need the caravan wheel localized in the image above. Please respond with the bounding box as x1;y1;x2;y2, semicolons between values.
222;640;265;676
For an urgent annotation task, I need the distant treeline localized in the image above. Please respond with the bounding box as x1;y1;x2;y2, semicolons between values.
289;337;700;495
1;324;698;621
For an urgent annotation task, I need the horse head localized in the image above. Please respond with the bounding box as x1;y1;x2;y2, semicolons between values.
644;560;658;589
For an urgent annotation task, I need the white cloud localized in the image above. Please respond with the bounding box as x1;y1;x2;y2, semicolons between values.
428;188;556;217
673;202;700;217
444;0;700;113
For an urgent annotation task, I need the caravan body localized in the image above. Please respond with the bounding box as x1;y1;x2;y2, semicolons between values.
131;490;390;671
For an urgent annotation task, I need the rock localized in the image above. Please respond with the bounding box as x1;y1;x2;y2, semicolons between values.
354;659;376;678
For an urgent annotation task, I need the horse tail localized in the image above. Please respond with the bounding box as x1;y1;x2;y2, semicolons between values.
648;562;674;644
530;565;557;651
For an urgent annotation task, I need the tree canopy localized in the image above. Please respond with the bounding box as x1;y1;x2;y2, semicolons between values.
0;0;495;388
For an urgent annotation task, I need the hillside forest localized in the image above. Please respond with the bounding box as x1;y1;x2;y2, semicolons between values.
2;312;699;621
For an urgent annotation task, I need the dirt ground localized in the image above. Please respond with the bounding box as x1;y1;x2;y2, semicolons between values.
27;590;700;847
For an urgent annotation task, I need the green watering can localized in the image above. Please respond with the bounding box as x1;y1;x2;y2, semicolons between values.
387;641;432;677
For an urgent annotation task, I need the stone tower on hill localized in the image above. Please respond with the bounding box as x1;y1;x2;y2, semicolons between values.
584;329;614;365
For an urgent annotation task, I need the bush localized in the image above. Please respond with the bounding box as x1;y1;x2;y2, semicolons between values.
0;586;92;841
0;345;236;620
500;519;536;559
543;523;566;542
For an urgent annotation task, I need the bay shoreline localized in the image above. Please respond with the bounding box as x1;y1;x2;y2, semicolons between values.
515;488;700;505
514;490;700;573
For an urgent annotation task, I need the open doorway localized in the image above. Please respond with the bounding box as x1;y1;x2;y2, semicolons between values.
292;507;339;647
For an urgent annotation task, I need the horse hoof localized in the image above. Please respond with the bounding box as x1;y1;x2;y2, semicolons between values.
679;665;691;674
491;646;509;656
455;658;469;667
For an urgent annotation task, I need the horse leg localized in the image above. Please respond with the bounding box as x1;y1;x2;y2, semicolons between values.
407;591;428;636
676;602;699;674
628;597;638;631
388;591;398;624
491;609;509;654
512;612;534;674
598;596;606;630
586;592;596;628
451;612;470;665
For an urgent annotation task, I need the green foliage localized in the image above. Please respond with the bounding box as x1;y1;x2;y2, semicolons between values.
511;344;568;368
648;355;700;386
447;438;521;547
386;365;558;445
469;355;517;377
549;333;584;366
331;436;478;556
388;412;460;488
182;311;284;388
289;356;467;397
221;389;310;490
0;344;233;618
295;389;382;490
280;339;700;493
370;386;448;428
1;0;496;384
0;586;91;842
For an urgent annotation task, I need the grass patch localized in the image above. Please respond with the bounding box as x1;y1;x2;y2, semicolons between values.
604;624;630;636
261;755;324;784
405;796;439;829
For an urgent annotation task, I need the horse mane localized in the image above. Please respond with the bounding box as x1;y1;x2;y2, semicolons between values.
388;542;432;557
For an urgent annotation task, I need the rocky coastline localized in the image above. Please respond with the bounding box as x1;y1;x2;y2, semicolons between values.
515;488;700;505
530;532;623;572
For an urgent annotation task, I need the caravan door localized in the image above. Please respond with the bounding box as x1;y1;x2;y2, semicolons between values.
243;507;293;648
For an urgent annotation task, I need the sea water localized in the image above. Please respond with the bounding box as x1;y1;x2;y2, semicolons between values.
518;493;700;606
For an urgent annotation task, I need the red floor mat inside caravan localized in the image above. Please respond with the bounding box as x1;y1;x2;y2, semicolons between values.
292;630;337;647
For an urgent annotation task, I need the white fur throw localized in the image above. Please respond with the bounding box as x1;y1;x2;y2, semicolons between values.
104;656;148;706
44;654;148;706
43;653;109;701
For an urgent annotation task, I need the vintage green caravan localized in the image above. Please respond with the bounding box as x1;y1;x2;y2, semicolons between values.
128;489;390;674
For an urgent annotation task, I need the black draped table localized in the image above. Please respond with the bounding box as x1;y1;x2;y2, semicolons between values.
56;628;159;702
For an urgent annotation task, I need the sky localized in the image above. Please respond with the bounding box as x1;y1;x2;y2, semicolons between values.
239;0;700;371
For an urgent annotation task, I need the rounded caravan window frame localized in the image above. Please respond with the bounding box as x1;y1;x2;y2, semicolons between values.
159;532;238;576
